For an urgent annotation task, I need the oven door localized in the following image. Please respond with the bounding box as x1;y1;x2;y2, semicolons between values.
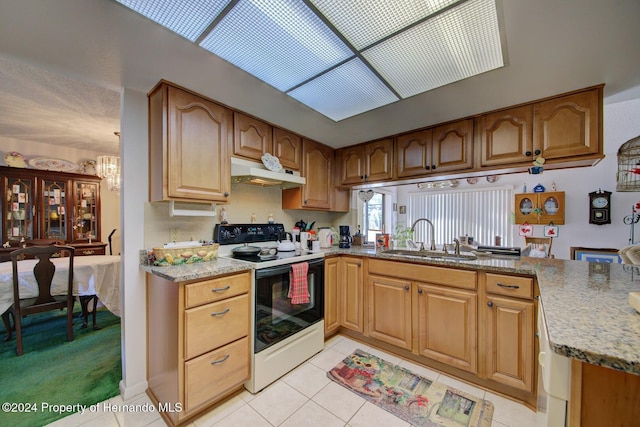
254;258;324;353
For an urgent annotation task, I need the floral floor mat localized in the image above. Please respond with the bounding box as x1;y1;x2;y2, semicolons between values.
328;349;494;427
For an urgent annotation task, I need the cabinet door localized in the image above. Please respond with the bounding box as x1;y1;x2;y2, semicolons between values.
73;180;100;242
480;105;534;167
166;86;231;202
395;129;430;178
233;112;273;161
514;194;537;224
273;127;301;171
366;139;394;182
539;191;565;225
341;257;364;333
301;139;332;209
368;274;412;350
431;119;474;173
534;88;601;160
416;283;477;373
41;178;70;242
340;145;365;185
484;295;534;392
324;257;341;336
3;174;35;243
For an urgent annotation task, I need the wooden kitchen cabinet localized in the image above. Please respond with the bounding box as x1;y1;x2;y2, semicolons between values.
282;138;333;210
0;166;104;254
514;191;565;224
479;105;534;167
148;81;231;203
324;257;341;337
233;112;273;162
340;138;393;185
341;256;365;333
146;271;251;426
273;127;302;171
395;119;473;178
368;274;412;350
415;283;478;373
483;273;535;392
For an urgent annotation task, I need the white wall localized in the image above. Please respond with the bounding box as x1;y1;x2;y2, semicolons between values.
0;138;121;251
394;97;640;259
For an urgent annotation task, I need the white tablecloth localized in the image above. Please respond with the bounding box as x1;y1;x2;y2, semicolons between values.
0;255;121;316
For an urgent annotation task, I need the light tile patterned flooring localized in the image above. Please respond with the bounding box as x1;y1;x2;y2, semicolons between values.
48;335;543;427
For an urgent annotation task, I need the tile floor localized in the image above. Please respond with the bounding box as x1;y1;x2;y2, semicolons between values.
48;335;543;427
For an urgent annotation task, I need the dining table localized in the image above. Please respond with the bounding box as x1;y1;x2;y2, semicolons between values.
0;255;121;318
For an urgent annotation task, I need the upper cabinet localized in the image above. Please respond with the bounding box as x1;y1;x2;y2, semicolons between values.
479;105;534;167
273;127;302;171
395;119;473;178
233;112;272;161
533;88;602;160
282;139;333;210
514;191;565;224
480;86;603;168
1;166;103;246
340;138;393;185
149;82;232;203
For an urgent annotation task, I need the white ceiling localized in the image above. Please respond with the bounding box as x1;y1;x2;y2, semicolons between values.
0;0;639;156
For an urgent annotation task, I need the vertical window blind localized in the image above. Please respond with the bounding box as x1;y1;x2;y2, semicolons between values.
408;185;513;247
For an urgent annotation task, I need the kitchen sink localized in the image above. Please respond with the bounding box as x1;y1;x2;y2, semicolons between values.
383;249;477;261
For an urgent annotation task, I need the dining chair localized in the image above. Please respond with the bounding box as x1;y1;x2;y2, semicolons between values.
9;245;75;356
524;236;554;258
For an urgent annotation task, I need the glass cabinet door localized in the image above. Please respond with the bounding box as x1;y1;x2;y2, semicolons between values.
4;177;34;242
73;181;98;241
41;180;68;240
539;192;565;224
515;195;536;223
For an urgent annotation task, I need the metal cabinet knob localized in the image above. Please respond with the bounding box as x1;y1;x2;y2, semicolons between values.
534;149;541;155
525;151;532;156
224;192;229;197
417;288;423;294
404;285;410;291
487;301;494;308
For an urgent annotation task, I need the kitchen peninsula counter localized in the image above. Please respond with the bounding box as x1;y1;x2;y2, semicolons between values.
325;246;640;376
141;257;253;282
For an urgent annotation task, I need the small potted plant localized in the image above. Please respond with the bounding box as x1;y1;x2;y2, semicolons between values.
393;224;413;248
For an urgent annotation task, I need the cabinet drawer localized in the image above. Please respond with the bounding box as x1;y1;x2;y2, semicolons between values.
368;259;477;290
185;272;250;308
185;294;249;359
75;246;107;256
185;336;249;412
485;273;533;299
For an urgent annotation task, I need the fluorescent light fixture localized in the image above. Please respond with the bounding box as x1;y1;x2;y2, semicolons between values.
417;179;459;189
116;0;505;121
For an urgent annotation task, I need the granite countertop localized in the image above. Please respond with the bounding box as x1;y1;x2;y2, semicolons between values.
326;246;640;376
142;246;640;375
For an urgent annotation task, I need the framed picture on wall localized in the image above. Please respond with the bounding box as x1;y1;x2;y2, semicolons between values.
570;247;622;263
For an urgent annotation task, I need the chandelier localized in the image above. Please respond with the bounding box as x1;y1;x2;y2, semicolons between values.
96;131;121;193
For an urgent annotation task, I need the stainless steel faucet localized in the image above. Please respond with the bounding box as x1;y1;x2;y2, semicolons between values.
410;218;436;251
453;238;461;256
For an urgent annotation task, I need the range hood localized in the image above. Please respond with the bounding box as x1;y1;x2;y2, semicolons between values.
230;157;305;189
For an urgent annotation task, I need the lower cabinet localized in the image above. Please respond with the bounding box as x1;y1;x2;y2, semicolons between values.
416;283;477;373
324;257;341;336
368;274;412;350
146;271;251;426
341;256;365;333
483;273;535;392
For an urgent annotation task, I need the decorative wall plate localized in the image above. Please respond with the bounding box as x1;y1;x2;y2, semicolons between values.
80;159;97;175
29;157;79;172
4;151;27;168
261;153;283;172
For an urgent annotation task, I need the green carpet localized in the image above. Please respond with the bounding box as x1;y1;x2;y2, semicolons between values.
0;308;121;427
328;349;494;427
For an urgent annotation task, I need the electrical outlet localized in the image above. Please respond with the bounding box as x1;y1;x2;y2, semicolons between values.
170;228;179;242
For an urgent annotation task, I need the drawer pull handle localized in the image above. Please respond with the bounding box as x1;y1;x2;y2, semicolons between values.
497;282;520;289
83;250;95;255
210;354;230;365
211;308;230;317
211;285;231;293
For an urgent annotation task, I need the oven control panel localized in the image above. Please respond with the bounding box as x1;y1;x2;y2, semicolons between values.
214;223;285;244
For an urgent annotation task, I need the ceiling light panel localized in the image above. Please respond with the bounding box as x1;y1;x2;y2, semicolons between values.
115;0;231;42
288;58;399;121
310;0;461;50
199;0;354;92
362;0;503;98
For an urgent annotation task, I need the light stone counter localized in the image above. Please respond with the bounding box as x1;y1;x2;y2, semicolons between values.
141;256;253;282
325;246;640;376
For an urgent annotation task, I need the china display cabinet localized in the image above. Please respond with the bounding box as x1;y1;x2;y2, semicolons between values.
0;166;105;257
514;191;565;224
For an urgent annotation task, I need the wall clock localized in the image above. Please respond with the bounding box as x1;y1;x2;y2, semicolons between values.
589;190;611;225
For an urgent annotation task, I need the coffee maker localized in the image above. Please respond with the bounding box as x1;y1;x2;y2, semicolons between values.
339;225;352;248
